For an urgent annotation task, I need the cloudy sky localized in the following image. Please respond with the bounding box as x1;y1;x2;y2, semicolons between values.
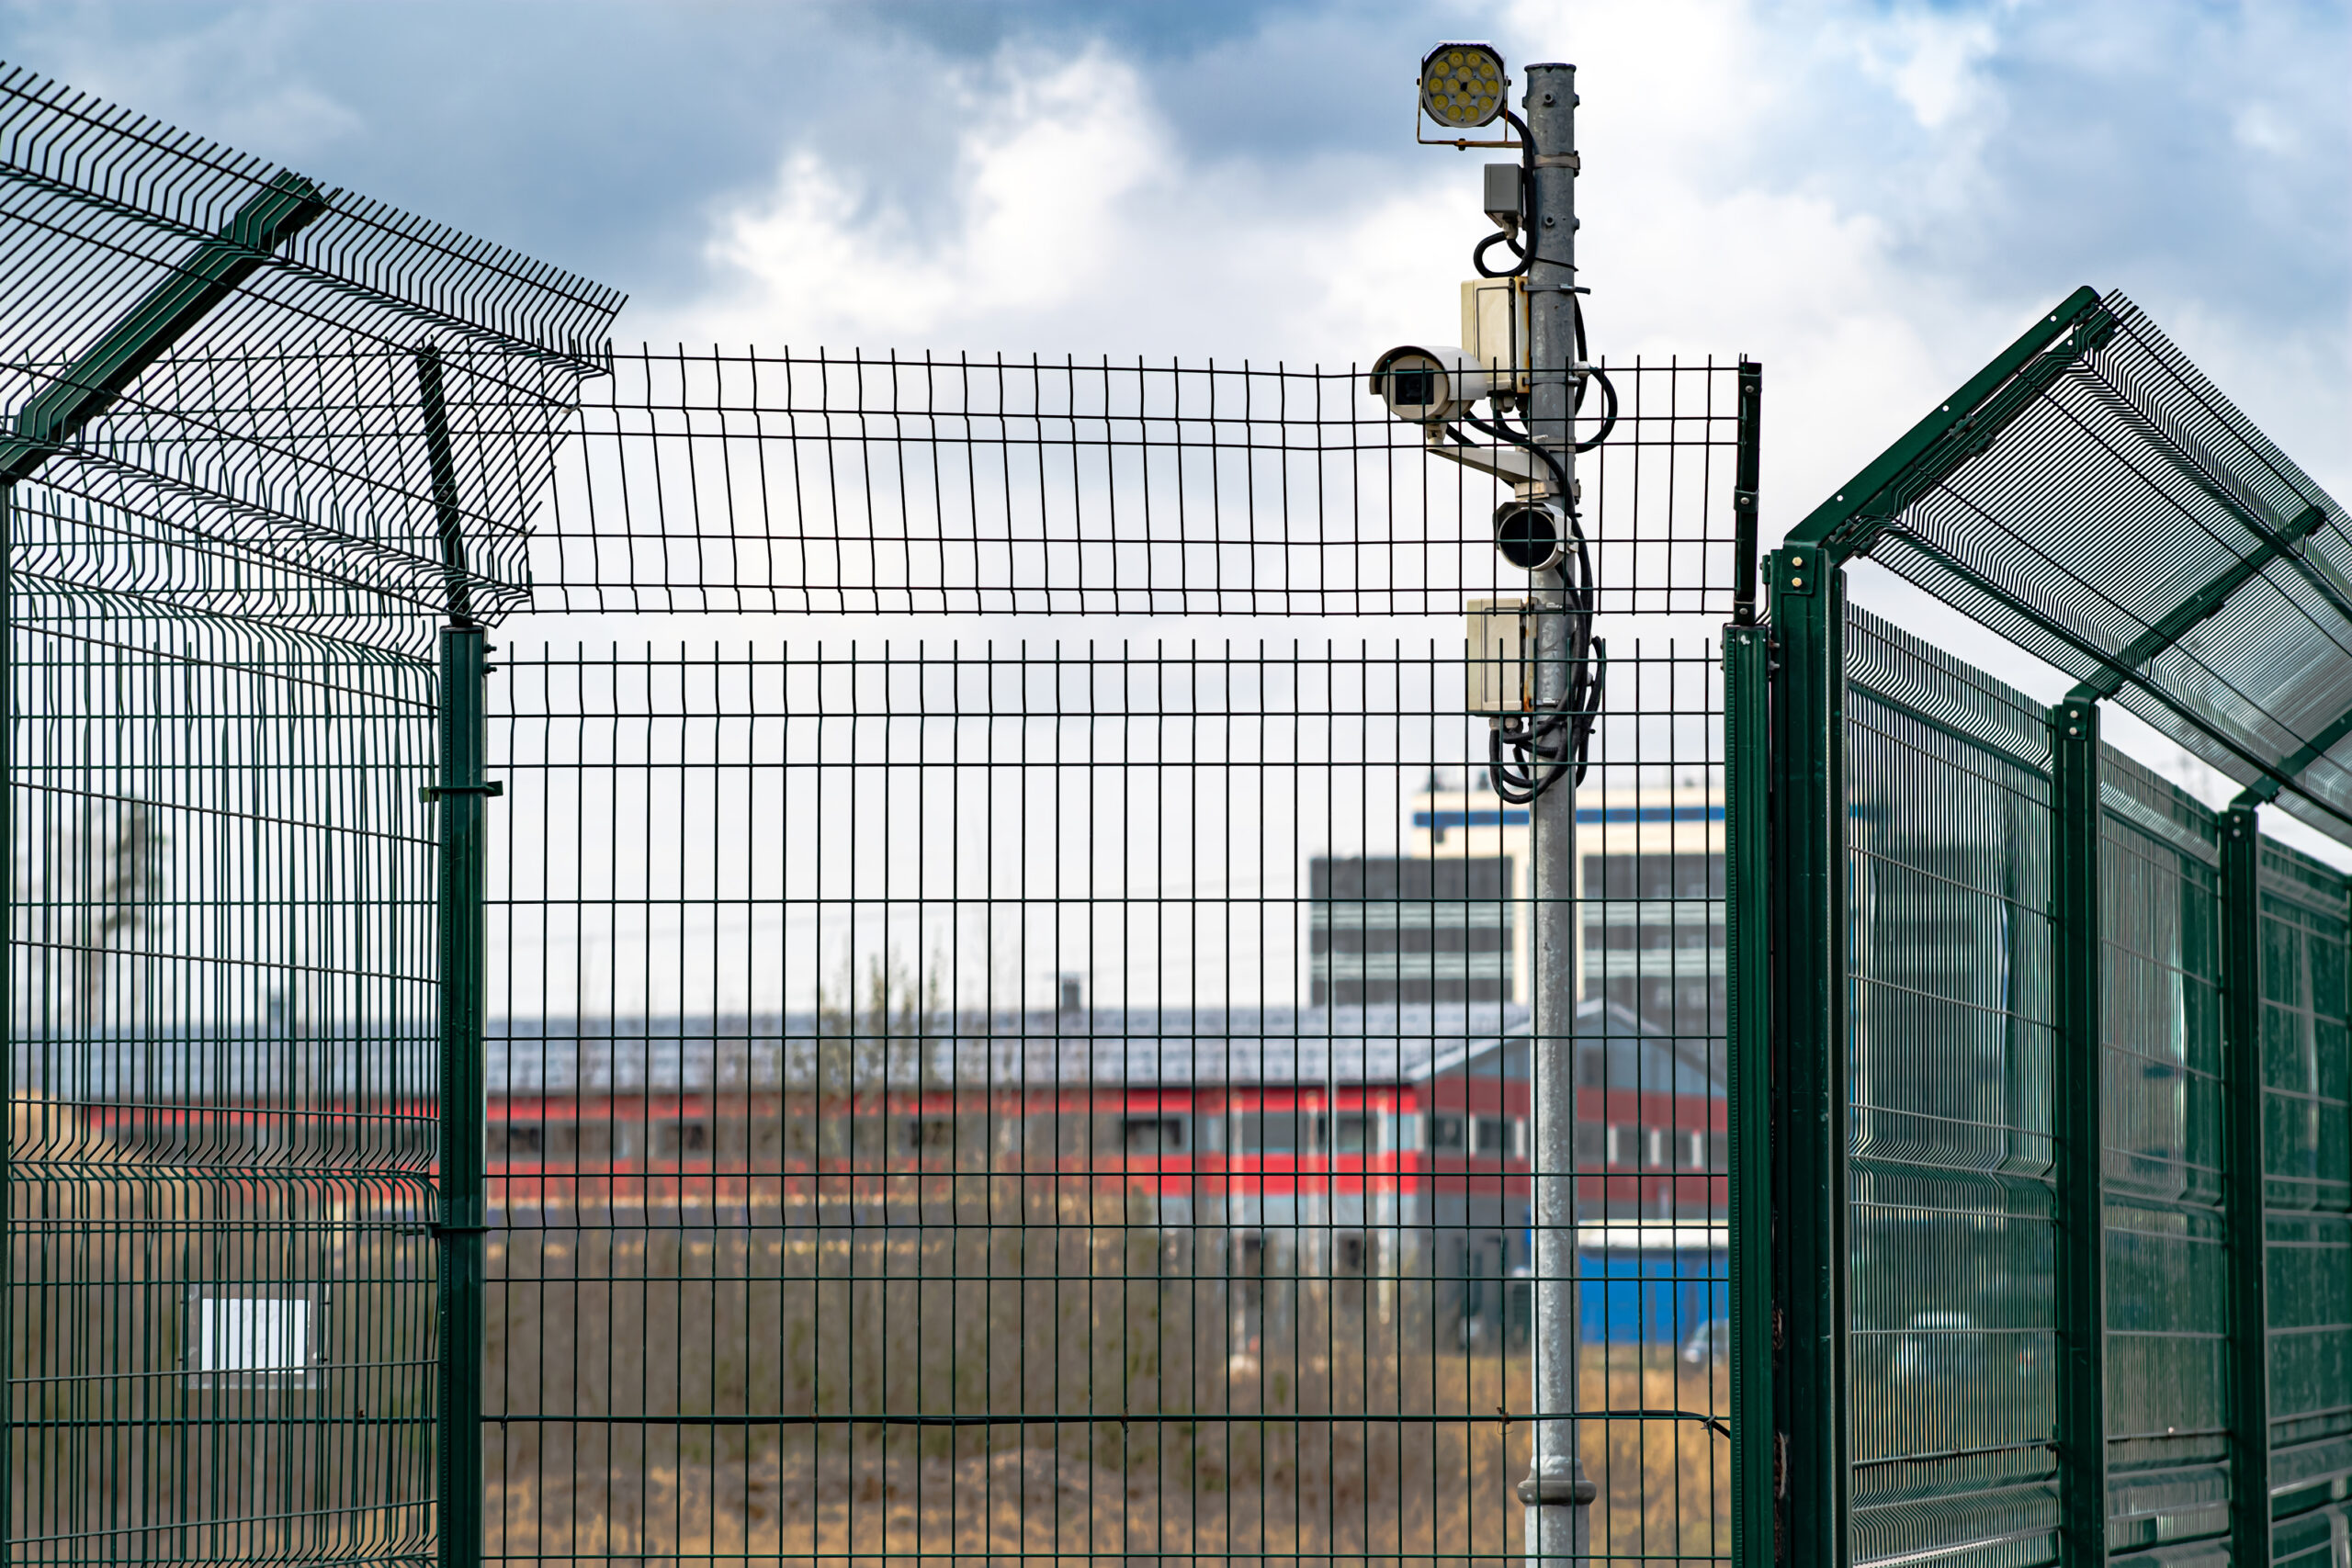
6;0;2348;843
5;0;2340;507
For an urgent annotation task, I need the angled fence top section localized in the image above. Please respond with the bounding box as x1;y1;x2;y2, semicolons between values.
0;65;626;636
1787;286;2352;843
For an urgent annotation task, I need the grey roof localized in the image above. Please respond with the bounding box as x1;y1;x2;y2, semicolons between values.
20;999;1724;1104
484;1005;1535;1095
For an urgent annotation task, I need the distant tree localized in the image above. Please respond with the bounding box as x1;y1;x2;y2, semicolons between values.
810;946;947;1095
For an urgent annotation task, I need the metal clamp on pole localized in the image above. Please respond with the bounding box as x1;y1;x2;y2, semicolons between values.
419;782;505;803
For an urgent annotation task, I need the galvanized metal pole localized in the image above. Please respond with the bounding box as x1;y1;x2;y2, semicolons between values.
1516;59;1596;1568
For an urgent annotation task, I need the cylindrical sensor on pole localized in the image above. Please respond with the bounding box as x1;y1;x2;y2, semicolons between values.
1495;499;1567;571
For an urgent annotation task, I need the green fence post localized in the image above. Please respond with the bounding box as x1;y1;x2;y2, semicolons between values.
1766;547;1848;1568
2218;805;2270;1568
1725;621;1773;1567
2049;697;2109;1568
432;624;491;1568
423;342;492;1568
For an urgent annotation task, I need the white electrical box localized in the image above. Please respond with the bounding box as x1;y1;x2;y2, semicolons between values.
1461;277;1531;395
1467;597;1532;716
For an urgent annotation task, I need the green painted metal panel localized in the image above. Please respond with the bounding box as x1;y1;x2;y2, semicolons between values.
1784;287;2106;564
2099;753;2233;1565
2253;840;2352;1554
1841;604;2062;1568
0;172;328;485
5;607;443;1561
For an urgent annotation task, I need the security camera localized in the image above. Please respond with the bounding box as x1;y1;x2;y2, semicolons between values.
1369;344;1499;425
1493;497;1568;572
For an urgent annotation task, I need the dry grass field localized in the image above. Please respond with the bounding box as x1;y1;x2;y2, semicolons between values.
482;1183;1729;1565
6;1132;1725;1564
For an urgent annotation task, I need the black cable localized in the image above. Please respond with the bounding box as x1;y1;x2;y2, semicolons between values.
1575;363;1619;454
1453;113;1615;792
1472;229;1524;279
1470;111;1538;280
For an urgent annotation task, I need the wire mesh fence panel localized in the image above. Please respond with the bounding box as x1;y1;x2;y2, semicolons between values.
479;636;1732;1566
2254;844;2352;1568
0;59;623;1568
1751;590;2352;1568
524;352;1742;622
2098;750;2232;1558
1841;607;2063;1568
5;604;439;1563
1;50;1754;1561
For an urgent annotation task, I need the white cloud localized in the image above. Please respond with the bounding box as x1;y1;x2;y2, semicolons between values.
1855;9;2001;130
635;1;2348;834
695;46;1165;346
644;41;1476;365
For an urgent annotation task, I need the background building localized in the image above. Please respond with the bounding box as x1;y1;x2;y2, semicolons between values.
1313;777;1726;1039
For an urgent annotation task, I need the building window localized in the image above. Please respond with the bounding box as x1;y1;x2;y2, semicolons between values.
1234;1109;1302;1154
1428;1114;1467;1153
1121;1116;1186;1155
658;1121;710;1158
1317;1112;1377;1154
502;1123;543;1158
1472;1116;1509;1157
1574;1122;1603;1168
905;1117;956;1153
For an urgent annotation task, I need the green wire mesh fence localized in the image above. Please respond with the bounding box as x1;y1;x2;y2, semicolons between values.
1737;290;2352;1568
3;60;1758;1568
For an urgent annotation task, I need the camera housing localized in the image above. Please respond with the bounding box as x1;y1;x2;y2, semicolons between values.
1368;344;1498;425
1493;498;1568;572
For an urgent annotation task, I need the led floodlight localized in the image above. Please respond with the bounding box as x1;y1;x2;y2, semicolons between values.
1419;43;1507;130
